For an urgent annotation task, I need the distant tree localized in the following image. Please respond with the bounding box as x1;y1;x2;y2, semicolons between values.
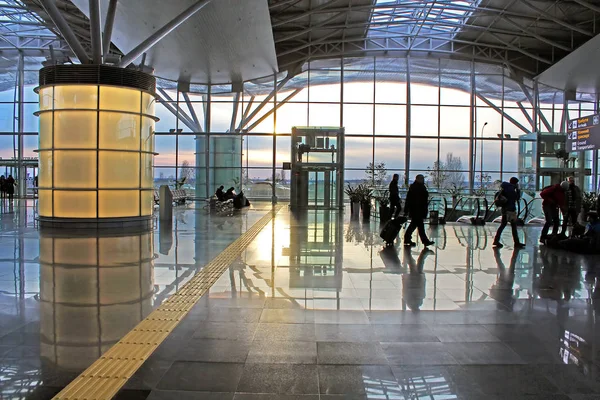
364;162;389;188
427;152;465;191
179;160;194;181
427;160;448;189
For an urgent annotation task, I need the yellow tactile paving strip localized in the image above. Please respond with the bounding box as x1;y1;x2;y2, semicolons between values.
53;206;282;400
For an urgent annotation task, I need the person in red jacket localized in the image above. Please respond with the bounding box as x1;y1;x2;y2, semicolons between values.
540;181;569;243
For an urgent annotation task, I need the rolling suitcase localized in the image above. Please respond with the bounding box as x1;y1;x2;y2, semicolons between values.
380;216;407;246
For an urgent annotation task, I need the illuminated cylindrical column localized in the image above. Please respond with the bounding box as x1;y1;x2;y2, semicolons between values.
35;65;158;229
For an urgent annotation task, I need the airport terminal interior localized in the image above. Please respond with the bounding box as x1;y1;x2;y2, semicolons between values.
0;0;600;399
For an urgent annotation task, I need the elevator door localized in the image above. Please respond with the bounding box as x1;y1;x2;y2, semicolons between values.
307;169;335;208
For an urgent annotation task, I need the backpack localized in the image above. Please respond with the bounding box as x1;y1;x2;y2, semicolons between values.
494;189;507;207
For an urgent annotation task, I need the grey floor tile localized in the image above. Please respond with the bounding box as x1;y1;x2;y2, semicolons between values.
177;339;251;363
318;365;402;396
237;364;318;394
367;311;425;325
192;322;258;341
148;390;234;400
446;342;526;365
372;324;439;342
203;308;263;323
317;342;388;365
157;362;244;392
314;310;370;324
451;365;560;395
481;324;543;342
254;323;316;342
246;340;317;364
504;340;564;364
428;324;501;342
260;309;315;324
535;364;600;394
383;342;459;366
125;359;173;390
264;298;314;310
315;324;375;342
233;395;319;400
391;365;465;398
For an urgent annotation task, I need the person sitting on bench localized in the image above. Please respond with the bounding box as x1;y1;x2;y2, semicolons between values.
215;186;225;201
557;212;600;254
224;187;236;201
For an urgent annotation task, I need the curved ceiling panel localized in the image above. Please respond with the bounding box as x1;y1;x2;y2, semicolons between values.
72;0;278;84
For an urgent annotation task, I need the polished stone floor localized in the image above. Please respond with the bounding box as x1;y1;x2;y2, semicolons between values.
0;200;599;399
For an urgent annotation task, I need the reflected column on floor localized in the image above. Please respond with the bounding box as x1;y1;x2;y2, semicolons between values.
38;230;154;374
287;210;343;296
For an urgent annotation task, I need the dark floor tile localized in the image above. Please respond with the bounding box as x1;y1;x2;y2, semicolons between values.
2;345;40;359
147;338;186;362
234;395;319;400
315;324;375;342
114;389;151;400
481;324;543;342
237;364;318;394
318;365;402;395
148;390;234;400
372;324;439;342
535;364;600;394
203;308;263;323
260;309;315;324
451;365;559;395
314;310;370;324
419;311;481;325
429;324;500;343
2;385;62;400
460;395;571;400
157;362;244;392
504;340;563;364
177;339;251;363
200;298;266;309
367;311;423;326
446;342;525;365
192;322;258;341
0;331;40;347
124;359;173;390
383;342;458;366
254;323;316;342
246;340;317;364
317;342;388;365
264;298;314;309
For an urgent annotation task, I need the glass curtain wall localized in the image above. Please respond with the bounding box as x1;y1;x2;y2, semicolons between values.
2;56;599;201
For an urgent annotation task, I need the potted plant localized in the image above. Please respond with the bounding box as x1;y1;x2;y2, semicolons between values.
377;190;392;221
357;184;374;221
581;191;598;221
345;185;361;218
447;183;463;209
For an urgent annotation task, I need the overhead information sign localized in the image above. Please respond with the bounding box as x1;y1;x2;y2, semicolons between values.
567;114;600;151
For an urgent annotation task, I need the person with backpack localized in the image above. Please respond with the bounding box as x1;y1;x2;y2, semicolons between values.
493;177;525;248
540;181;569;243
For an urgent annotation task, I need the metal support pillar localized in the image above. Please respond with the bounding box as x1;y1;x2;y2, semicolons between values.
518;80;552;132
517;101;535;128
205;86;211;198
89;0;102;64
405;57;411;186
156;92;198;132
102;0;118;58
17;51;24;198
238;96;255;131
157;88;199;131
238;76;291;130
272;74;277;203
182;92;202;132
118;0;213;67
40;0;90;63
246;89;301;132
468;62;475;193
230;92;240;132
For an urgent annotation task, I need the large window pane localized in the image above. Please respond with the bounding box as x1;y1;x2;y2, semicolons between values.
375;81;407;104
276;102;307;134
440;139;469;173
410;79;439;105
480;140;501;172
177;135;195;166
345;137;373;169
375;138;405;169
503;140;519;173
155;135;176;166
375;105;406;136
343;104;372;135
343;81;374;104
410;106;438;137
440;106;469;137
309;103;340;127
246;136;273;168
409;139;437;170
310;71;340;103
476;107;502;138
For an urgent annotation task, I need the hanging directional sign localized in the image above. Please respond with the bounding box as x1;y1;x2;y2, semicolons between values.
567;114;600;151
